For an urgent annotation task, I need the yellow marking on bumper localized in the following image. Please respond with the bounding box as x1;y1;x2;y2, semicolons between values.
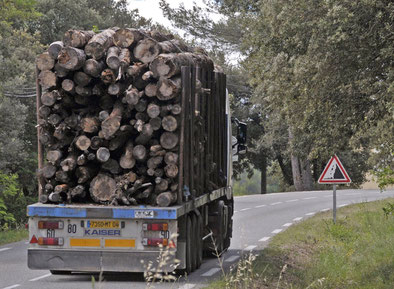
70;238;100;247
105;239;135;248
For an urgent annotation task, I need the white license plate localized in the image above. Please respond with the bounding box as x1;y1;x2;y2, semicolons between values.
134;210;154;219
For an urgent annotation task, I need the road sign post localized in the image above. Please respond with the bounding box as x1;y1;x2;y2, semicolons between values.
318;155;351;224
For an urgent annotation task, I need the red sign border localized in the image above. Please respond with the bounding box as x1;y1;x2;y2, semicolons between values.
318;155;351;184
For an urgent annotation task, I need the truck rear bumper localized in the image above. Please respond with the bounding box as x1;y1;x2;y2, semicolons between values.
28;248;177;272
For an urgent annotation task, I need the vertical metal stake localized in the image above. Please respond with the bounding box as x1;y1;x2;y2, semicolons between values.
333;184;337;224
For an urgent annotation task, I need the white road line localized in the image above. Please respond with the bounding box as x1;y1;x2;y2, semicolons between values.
303;197;317;200
2;285;21;289
178;284;196;289
201;268;221;277
272;229;283;234
225;255;240;262
255;204;266;208
282;223;292;227
321;208;330;212
286;199;298;202
259;237;270;242
270;202;282;206
234;211;238;213
339;204;348;207
305;212;315;216
29;273;52;282
240;208;251;211
244;245;257;251
293;217;303;221
0;248;11;252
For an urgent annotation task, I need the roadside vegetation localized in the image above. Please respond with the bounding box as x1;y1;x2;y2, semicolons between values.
0;228;28;246
209;198;394;289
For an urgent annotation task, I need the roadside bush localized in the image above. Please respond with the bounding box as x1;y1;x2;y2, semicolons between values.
0;171;27;230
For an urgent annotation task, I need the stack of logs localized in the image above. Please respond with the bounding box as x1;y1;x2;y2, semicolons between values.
36;28;214;207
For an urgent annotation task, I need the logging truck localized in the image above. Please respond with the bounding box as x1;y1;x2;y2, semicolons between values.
27;28;247;274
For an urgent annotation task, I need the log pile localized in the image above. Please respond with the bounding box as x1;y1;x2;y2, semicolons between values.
36;28;214;207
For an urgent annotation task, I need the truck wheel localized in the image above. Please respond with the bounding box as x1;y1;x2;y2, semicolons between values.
50;270;72;275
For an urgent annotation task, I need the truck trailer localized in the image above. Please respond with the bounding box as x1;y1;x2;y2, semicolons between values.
28;59;247;274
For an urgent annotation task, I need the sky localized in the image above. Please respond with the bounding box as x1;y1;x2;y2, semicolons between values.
128;0;195;28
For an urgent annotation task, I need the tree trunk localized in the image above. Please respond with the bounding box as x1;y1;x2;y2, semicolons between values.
300;158;313;191
289;128;303;191
113;28;144;48
90;174;117;203
83;59;105;78
36;52;55;71
38;70;57;90
160;132;178;149
48;41;64;59
260;154;267;194
157;77;181;101
101;100;124;139
156;191;177;207
85;29;116;60
63;30;95;48
133;38;161;64
106;46;121;70
58;47;86;71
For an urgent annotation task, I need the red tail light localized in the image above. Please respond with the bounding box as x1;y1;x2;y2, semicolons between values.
38;221;64;229
38;237;64;246
142;238;168;247
142;223;168;231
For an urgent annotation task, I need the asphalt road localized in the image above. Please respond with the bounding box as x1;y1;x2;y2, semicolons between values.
1;189;393;289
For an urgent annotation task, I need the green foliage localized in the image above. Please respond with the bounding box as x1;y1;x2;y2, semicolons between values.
0;0;41;29
373;167;394;191
0;228;28;246
0;172;28;230
382;202;394;218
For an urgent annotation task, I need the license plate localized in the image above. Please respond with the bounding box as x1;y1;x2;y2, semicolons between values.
134;210;154;219
87;220;120;228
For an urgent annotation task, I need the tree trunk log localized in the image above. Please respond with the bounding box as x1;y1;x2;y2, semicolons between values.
123;85;140;105
133;144;147;161
46;150;63;164
75;135;91;151
133;38;160;64
156;191;177;207
96;147;111;163
48;41;64;59
102;158;121;174
73;71;91;87
80;117;99;133
83;59;105;78
149;117;162;131
164;164;178;178
63;30;95;48
36;52;55;71
41;164;57;179
157;77;181;101
144;83;157;97
162;115;177;132
61;79;75;93
70;185;86;199
85;29;116;60
101;100;124;139
60;153;77;172
58;47;86;70
41;90;60;106
164;152;178;165
106;46;121;70
160;132;178;149
90;174;117;203
38;70;57;90
119;48;131;69
113;28;144;48
119;141;135;169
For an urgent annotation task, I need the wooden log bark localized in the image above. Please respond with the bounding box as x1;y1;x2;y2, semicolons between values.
108;83;124;96
54;63;69;78
38;70;57;90
41;90;60;107
157;77;181;101
85;29;116;60
76;166;96;183
99;93;114;109
83;59;105;78
149;117;162;131
160;132;179;149
162;115;178;132
55;170;70;183
144;83;157;97
48;192;62;203
81;117;99;133
77;154;87;166
36;52;55;71
73;72;91;87
48;41;64;59
106;46;121;69
119;141;135;169
108;131;129;151
164;164;179;178
58;47;86;70
96;147;111;163
164;152;178;165
60;153;77;172
133;144;147;161
119;48;131;69
123;85;140;105
156;191;177;207
133;38;161;64
135;98;148;112
113;28;144;48
147;156;163;169
90;174;117;203
147;103;160;118
41;164;57;179
75;85;92;97
75;135;91;151
90;136;103;150
155;178;169;192
46;150;63;164
101;100;124;139
61;79;75;93
63;30;95;48
48;114;62;126
101;68;117;84
127;62;148;78
70;185;86;199
102;158;121;174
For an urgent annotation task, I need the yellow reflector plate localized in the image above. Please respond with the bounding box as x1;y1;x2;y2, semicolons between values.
70;238;100;247
105;239;135;248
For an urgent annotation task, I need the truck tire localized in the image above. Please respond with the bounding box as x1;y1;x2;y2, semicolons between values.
50;270;72;275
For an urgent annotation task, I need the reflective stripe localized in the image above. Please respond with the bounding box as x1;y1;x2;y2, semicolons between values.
105;239;136;248
70;238;100;247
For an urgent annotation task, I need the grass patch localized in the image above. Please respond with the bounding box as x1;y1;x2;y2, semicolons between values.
0;228;28;246
208;198;394;289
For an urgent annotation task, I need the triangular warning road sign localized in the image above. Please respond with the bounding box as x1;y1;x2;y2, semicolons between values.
318;155;351;184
